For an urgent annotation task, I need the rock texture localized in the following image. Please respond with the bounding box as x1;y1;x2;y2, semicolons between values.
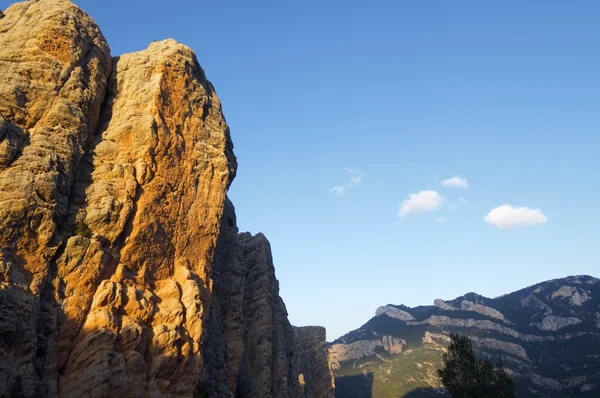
375;305;415;321
0;0;111;395
294;327;335;398
205;204;334;398
52;38;236;398
533;315;582;331
332;275;600;398
434;297;507;322
329;335;405;370
0;1;333;397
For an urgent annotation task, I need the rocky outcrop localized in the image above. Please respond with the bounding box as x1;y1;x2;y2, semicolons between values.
550;285;591;306
459;300;506;322
295;327;335;398
520;292;553;315
434;298;507;322
470;337;529;361
329;336;406;370
52;38;236;398
0;1;333;397
533;315;582;331
422;332;529;363
235;232;303;398
207;223;335;398
552;286;576;298
0;1;111;395
422;331;450;345
433;299;454;311
206;211;336;398
206;205;304;397
375;305;414;321
409;315;594;343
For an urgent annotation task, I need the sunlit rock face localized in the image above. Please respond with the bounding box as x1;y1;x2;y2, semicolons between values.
375;305;415;321
0;1;333;397
332;275;600;398
53;38;236;398
0;0;112;394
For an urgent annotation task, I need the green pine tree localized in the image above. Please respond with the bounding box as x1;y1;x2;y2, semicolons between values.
437;334;514;398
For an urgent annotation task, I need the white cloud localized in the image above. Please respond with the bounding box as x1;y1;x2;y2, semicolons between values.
441;176;469;189
484;204;548;230
436;217;447;224
399;190;445;218
329;168;365;195
448;196;467;211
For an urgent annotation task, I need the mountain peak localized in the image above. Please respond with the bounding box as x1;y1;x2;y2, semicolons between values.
333;275;600;397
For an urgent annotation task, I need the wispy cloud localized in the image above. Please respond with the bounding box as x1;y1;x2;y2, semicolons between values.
436;217;447;224
441;176;469;189
448;196;467;211
484;204;548;230
329;168;365;195
399;190;445;218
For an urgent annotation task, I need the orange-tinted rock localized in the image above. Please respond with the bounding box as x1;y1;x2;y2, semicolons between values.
0;0;111;394
0;2;333;397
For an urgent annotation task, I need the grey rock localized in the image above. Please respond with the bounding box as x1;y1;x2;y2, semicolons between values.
375;305;415;321
329;335;406;370
532;315;582;331
295;326;335;398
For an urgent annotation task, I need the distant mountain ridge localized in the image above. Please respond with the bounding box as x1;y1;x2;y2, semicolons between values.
330;275;600;397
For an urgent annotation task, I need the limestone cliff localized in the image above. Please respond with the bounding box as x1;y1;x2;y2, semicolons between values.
0;1;333;397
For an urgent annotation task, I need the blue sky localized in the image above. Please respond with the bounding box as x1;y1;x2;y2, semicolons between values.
4;0;599;340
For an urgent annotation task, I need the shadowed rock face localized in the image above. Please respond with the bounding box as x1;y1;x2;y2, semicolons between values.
0;1;332;397
205;202;334;397
294;327;336;398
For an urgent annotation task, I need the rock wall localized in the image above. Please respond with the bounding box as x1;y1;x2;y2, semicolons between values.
294;327;335;398
52;38;236;398
0;1;333;397
0;0;112;395
206;201;333;397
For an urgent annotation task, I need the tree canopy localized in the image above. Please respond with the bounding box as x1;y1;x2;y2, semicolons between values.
437;334;514;398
